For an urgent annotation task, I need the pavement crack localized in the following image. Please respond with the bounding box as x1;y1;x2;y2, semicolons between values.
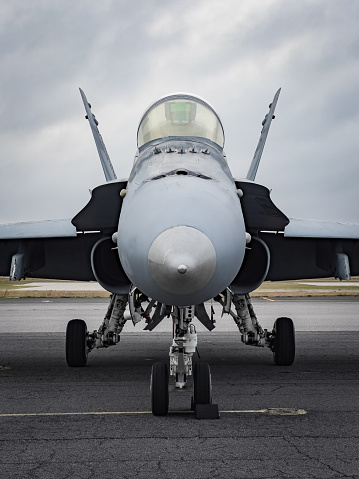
283;436;352;478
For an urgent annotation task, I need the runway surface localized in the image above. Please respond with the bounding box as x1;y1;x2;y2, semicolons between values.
1;296;359;333
0;298;358;478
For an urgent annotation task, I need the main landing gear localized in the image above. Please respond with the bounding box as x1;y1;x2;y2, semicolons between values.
65;293;129;367
272;316;295;366
65;288;295;418
66;319;88;367
215;290;295;366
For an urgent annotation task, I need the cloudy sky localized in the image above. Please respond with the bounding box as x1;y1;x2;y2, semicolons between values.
1;0;359;224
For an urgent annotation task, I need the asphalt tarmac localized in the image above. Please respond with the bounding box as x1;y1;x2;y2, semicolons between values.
0;298;358;478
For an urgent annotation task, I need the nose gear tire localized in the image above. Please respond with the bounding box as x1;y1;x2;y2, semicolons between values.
151;362;169;416
193;361;212;405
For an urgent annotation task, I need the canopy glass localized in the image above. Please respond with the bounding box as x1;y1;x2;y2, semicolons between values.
137;94;224;148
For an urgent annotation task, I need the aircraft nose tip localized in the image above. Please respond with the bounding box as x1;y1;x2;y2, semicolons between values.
148;226;216;295
177;264;188;274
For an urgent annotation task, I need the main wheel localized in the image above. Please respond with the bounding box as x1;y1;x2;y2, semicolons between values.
66;319;88;367
272;317;295;366
193;361;212;405
151;362;169;416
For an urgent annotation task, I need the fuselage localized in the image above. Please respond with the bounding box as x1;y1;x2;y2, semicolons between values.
117;94;246;306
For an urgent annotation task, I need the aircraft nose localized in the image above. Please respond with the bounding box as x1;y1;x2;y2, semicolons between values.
148;226;216;295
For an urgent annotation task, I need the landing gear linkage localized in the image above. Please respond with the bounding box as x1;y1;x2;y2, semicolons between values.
215;289;295;365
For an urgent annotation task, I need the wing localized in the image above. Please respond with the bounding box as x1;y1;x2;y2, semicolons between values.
0;218;101;281
260;218;359;281
233;180;359;284
0;179;129;285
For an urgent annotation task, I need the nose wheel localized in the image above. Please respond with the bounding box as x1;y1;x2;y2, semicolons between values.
151;362;169;416
193;361;212;406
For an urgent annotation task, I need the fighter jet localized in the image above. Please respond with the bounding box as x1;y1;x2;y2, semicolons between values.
1;89;359;417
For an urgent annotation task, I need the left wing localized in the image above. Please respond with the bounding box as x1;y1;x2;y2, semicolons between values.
232;178;359;286
260;218;359;282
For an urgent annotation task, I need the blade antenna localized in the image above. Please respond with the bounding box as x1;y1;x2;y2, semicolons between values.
79;88;117;182
246;88;281;181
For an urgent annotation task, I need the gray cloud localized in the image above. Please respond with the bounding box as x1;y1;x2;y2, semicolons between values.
1;0;359;223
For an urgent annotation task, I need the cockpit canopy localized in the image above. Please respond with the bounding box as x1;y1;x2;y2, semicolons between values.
137;93;225;149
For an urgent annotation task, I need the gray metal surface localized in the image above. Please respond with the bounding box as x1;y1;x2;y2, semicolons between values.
0;219;77;239
285;217;359;238
246;88;281;181
79;89;117;182
0;317;358;478
148;226;216;295
117;146;246;304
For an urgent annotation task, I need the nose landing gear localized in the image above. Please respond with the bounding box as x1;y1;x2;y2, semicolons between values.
151;362;169;416
193;360;212;405
149;306;219;418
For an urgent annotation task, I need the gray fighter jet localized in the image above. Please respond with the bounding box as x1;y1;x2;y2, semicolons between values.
1;89;359;417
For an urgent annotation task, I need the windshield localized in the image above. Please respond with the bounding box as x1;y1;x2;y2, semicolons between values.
137;94;224;148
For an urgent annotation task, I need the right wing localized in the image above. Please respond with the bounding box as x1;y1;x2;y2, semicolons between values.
0;220;101;281
0;180;128;283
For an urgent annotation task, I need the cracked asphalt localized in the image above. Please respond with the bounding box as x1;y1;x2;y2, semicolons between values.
0;298;359;478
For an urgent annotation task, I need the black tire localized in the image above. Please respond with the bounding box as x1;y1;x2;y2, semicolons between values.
193;361;212;405
66;319;88;367
272;317;295;366
151;362;169;416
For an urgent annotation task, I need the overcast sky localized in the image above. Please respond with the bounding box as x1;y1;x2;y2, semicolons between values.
1;0;359;224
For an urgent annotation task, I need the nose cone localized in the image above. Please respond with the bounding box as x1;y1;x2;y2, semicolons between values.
148;226;216;295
